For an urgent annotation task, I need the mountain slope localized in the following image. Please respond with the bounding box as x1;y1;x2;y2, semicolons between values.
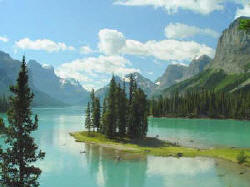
28;60;89;105
95;72;157;100
154;55;211;94
161;17;250;96
208;16;250;74
155;64;187;90
0;51;89;106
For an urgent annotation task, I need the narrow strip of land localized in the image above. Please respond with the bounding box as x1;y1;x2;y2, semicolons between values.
70;131;250;167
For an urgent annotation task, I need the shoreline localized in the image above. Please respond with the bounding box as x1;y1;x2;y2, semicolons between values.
70;131;250;167
149;115;250;121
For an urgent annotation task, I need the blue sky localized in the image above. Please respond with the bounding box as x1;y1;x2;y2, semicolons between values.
0;0;249;90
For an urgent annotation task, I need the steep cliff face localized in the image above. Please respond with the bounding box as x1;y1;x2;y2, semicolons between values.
209;16;250;73
183;55;211;80
28;60;89;105
155;55;211;91
0;52;65;106
155;64;187;90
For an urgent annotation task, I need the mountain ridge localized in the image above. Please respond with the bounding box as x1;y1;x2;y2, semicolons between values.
0;51;89;106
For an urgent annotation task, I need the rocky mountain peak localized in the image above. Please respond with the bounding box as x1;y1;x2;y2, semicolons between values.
209;16;250;73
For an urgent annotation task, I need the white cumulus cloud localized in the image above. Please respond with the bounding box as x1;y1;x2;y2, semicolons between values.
235;2;250;18
55;55;140;89
0;36;9;42
80;46;94;54
98;29;126;55
15;38;75;52
165;23;220;39
98;29;215;61
114;0;225;15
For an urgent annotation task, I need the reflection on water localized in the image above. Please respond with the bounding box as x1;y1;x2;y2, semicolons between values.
0;107;250;187
148;118;250;148
85;144;147;187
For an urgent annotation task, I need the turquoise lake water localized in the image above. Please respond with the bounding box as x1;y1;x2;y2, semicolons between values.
148;117;250;148
0;107;250;187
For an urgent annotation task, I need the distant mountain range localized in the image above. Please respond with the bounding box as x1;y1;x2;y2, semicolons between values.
95;56;211;99
0;17;249;106
0;51;89;106
95;72;157;101
154;55;211;92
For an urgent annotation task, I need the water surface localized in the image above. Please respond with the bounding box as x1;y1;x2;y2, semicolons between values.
148;117;250;148
0;107;249;187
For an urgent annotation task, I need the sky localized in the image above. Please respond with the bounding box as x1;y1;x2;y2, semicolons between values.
0;0;249;90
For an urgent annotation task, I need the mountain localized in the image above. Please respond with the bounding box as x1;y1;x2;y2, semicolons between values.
126;72;157;96
208;16;250;74
161;17;250;96
155;64;187;90
95;72;157;100
0;51;65;106
0;51;89;106
154;55;211;91
28;60;89;105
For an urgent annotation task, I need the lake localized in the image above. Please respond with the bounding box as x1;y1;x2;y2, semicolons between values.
0;107;250;187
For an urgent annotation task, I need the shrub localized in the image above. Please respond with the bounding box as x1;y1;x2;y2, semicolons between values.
237;150;247;164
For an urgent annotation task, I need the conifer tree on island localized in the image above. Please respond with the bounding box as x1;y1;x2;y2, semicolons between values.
86;74;148;140
85;102;92;134
0;56;45;187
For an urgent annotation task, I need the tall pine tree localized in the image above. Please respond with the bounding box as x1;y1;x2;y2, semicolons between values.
85;102;91;134
0;56;45;187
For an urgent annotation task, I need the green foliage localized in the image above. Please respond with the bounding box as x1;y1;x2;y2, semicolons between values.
239;19;250;31
0;56;45;187
237;150;247;164
151;89;250;120
0;95;9;113
87;74;148;140
89;89;101;132
85;102;91;134
163;69;250;96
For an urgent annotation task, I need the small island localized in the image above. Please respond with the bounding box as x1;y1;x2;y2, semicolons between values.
70;131;250;167
71;74;250;167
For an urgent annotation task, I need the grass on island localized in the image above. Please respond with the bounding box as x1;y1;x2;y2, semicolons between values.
70;131;250;167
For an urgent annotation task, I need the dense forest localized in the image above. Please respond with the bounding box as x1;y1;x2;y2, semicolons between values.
150;90;250;120
0;95;9;113
85;74;148;139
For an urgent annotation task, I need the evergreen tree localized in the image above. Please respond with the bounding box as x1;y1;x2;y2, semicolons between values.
84;75;148;139
150;89;250;120
135;89;148;138
0;95;9;113
92;97;101;132
100;98;107;133
0;56;45;187
85;102;91;134
119;81;128;136
90;89;95;131
127;74;136;138
104;75;117;138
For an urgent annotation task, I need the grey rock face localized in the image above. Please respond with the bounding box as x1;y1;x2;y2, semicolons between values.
183;55;211;80
155;55;211;90
209;16;250;74
28;60;89;105
155;64;187;90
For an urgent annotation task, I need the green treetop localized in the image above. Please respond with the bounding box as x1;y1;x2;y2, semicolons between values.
0;56;45;187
